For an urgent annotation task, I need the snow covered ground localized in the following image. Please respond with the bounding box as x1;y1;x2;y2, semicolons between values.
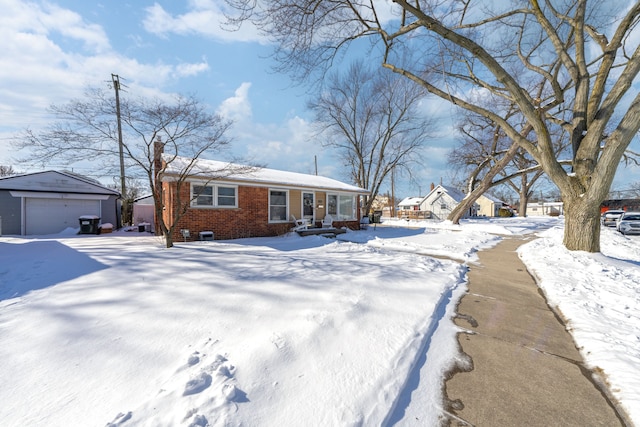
0;216;638;426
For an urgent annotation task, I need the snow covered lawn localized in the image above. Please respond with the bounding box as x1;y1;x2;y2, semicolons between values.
1;216;639;426
519;224;640;423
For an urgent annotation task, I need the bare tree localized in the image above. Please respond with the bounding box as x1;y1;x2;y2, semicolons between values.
450;101;570;219
0;165;17;177
226;0;640;252
14;87;251;247
308;61;431;215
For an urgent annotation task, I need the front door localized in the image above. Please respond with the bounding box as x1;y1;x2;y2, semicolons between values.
302;192;315;222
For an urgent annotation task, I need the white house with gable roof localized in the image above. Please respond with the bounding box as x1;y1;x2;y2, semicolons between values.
420;184;478;220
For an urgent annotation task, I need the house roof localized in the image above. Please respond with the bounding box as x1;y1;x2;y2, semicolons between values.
424;184;467;203
479;193;505;204
162;155;369;194
0;171;120;196
398;196;424;206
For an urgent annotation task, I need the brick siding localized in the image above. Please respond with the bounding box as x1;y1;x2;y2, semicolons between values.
164;183;360;241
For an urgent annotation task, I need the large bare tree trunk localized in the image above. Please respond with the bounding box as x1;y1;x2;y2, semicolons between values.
563;195;602;252
518;187;529;217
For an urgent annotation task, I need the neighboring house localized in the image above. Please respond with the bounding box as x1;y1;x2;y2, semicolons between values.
397;196;431;219
477;193;507;217
370;194;390;211
160;156;369;241
0;171;120;235
371;194;393;217
398;196;423;212
420;184;478;220
526;201;564;216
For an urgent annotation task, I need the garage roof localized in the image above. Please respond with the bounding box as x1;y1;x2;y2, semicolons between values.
0;171;120;196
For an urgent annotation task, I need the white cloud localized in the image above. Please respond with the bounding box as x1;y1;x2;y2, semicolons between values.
142;2;265;44
217;82;253;123
1;0;111;52
40;3;111;52
0;1;210;126
0;0;222;170
174;60;210;77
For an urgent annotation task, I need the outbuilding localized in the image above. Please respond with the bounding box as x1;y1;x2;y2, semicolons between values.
0;171;120;236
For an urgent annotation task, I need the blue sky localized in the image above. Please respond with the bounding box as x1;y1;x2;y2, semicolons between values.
0;0;638;199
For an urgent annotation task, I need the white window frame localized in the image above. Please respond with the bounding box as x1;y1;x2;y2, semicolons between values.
216;185;237;207
269;188;289;223
327;192;357;221
191;183;238;208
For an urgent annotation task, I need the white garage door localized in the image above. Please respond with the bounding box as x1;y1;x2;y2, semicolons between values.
25;198;100;235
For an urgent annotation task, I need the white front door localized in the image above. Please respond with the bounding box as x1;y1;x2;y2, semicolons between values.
302;192;315;222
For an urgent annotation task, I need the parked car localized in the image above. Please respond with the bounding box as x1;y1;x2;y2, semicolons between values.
616;212;640;235
601;209;625;227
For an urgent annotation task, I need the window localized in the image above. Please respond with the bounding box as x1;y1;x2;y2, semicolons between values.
217;186;236;206
193;185;213;206
192;184;237;208
440;203;448;210
327;193;356;220
339;195;355;220
269;190;288;222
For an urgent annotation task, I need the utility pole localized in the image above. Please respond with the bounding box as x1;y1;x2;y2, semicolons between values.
112;74;127;226
391;167;396;218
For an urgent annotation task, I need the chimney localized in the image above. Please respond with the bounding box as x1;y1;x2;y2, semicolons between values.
153;136;164;178
430;182;435;191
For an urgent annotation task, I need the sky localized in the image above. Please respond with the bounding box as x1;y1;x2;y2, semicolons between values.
0;216;638;425
0;0;639;199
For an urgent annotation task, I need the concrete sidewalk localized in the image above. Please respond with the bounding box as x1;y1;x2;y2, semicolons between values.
444;237;628;426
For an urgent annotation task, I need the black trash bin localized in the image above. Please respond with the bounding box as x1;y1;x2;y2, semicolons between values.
372;210;382;224
79;215;100;234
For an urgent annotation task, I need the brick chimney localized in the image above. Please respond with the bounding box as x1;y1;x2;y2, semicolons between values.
430;182;435;191
153;136;164;178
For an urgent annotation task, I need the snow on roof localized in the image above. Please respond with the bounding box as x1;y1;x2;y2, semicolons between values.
0;170;120;195
427;184;466;203
480;193;505;204
163;155;369;194
398;196;424;206
440;185;466;202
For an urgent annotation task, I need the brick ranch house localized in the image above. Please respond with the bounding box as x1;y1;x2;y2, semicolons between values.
158;155;369;241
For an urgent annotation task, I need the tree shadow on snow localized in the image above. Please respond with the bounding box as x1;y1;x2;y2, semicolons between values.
209;227;429;252
0;241;108;301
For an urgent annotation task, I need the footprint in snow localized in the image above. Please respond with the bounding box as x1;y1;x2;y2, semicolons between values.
183;372;213;396
187;351;200;366
105;411;132;426
188;414;209;427
223;384;249;403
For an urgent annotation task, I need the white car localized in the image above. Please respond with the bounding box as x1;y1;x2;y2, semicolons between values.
602;209;625;227
616;212;640;235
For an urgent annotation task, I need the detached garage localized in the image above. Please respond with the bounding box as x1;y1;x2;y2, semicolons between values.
0;171;120;236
